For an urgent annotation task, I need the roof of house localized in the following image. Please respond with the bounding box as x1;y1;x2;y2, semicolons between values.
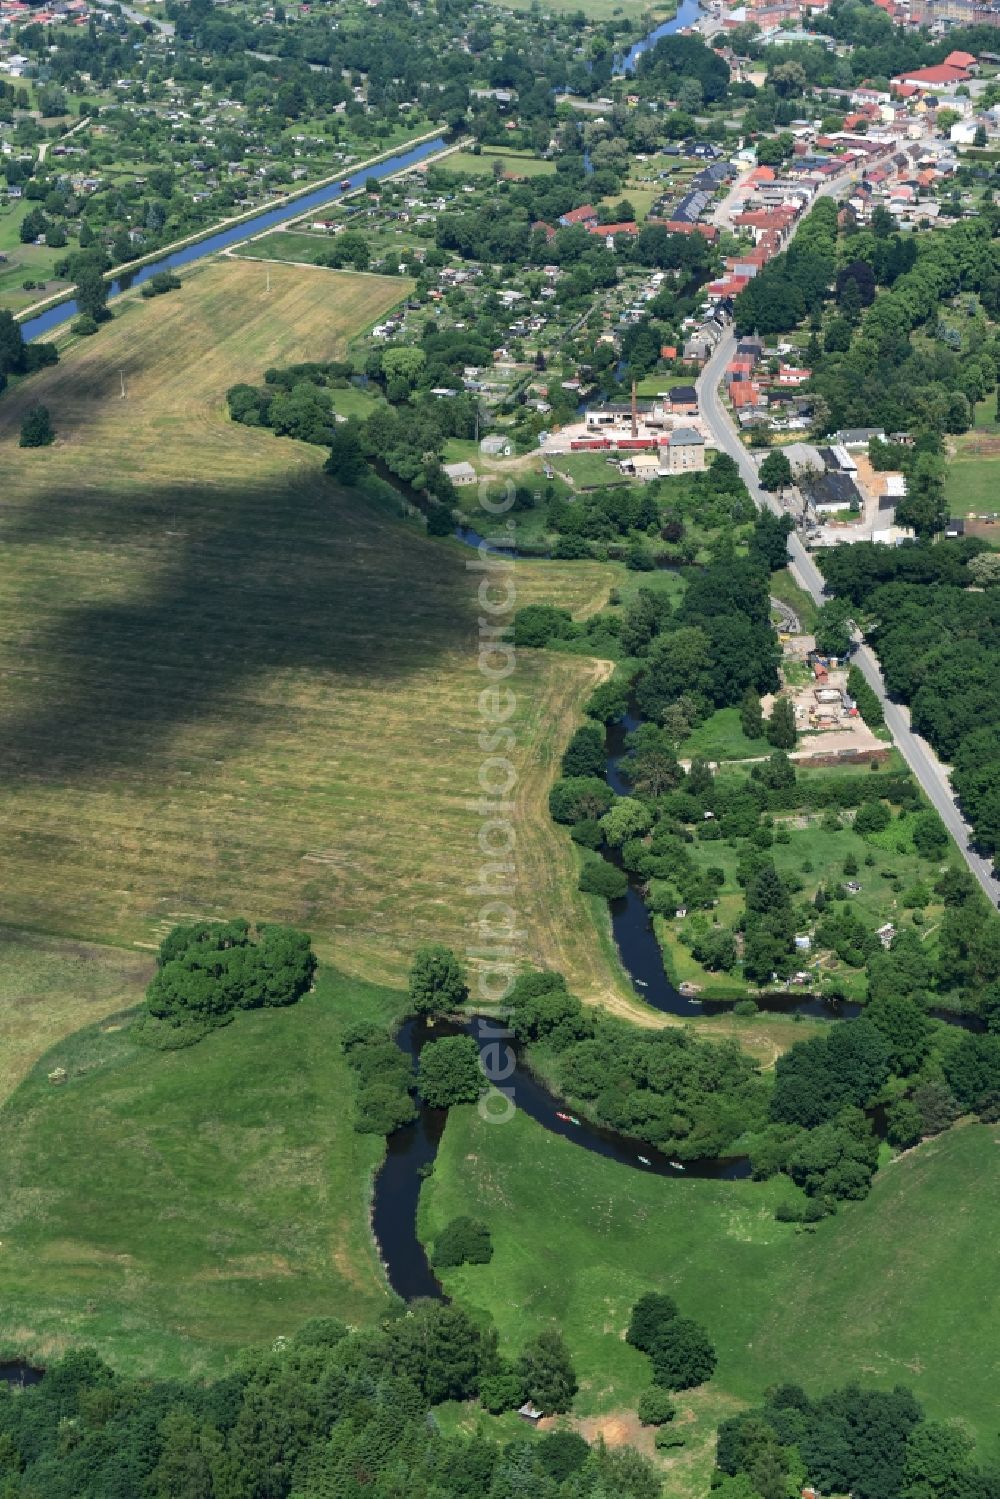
670;426;704;444
944;49;977;68
559;204;597;225
668;385;698;402
588;219;638;236
895;64;970;86
811;471;860;506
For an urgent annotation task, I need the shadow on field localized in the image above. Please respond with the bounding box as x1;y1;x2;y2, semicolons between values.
0;470;480;781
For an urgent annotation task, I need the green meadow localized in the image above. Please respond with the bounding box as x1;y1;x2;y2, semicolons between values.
421;1105;1000;1462
0;965;401;1377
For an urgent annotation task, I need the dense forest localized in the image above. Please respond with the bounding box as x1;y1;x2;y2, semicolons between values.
714;1381;1000;1499
0;1312;665;1499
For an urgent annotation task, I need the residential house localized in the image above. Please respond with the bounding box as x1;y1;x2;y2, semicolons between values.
662;428;706;472
558;204;597;228
443;461;477;487
666;384;699;415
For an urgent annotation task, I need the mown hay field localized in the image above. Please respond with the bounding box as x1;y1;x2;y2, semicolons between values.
0;259;629;1007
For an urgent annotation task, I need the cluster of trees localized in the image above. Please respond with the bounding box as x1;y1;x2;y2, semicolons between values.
618;544;780;730
541;455;756;565
418;1034;485;1109
0;1307;657;1496
735;194;1000;472
344;946;474;1132
140;918;316;1043
408;944;469;1017
509;969;768;1160
636;34;731;103
227;355;478;519
819;536;983;604
734;198;838;336
714;1380;1000;1499
19;406;55;448
747;901;1000;1207
139;270;182;299
0;310;57;401
626;1293;717;1395
431;1215;493;1269
839;219;994;460
343;1018;419;1135
227;360;354;446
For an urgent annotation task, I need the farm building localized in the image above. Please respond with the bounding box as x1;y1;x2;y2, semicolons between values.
443;461;477;487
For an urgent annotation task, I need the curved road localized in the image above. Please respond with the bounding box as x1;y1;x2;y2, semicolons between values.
697;325;1000;907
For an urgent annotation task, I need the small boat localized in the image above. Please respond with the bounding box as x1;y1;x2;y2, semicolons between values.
340;177;352;189
556;1111;572;1123
669;1160;685;1171
569;1115;581;1126
638;1155;651;1166
634;979;648;988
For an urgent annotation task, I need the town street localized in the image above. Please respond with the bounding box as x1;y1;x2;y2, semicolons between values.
697;327;1000;907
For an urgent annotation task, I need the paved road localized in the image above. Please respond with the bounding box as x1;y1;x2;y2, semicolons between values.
120;3;174;35
696;283;1000;906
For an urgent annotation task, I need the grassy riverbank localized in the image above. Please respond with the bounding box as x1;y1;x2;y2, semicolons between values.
421;1105;1000;1469
0;964;401;1377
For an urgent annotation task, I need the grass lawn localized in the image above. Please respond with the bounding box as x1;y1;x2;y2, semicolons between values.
0;929;152;1108
969;396;1000;433
0;963;401;1378
0;257;635;1014
636;374;680;398
421;1106;1000;1469
445;149;555;178
945;430;1000;517
231;229;341;266
604;186;658;221
615;566;686;611
330;382;384;420
769;566;818;633
551;451;634;489
677;707;766;764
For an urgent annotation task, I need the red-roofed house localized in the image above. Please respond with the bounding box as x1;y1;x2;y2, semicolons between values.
892;63;970;90
587;220;638;239
943;49;977;71
777;364;811;385
531;220;557;242
726;359;754;386
731;382;765;412
559;204;597;227
662;220;719;242
708;274;750;298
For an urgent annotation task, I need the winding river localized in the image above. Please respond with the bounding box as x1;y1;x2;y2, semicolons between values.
373;1015;751;1302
